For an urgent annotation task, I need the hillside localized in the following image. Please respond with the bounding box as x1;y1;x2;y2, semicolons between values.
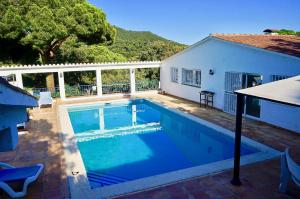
0;26;187;65
108;27;187;61
115;27;168;42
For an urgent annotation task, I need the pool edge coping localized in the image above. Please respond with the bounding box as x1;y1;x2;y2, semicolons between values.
58;98;281;199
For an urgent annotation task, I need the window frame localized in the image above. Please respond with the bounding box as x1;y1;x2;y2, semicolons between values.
270;75;291;82
182;68;201;88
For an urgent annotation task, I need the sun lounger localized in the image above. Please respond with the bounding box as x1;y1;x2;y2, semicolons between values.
279;149;300;193
38;91;53;108
0;162;44;198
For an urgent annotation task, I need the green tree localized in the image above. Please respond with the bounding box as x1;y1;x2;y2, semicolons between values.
0;0;116;64
57;36;127;63
139;40;186;61
275;29;300;36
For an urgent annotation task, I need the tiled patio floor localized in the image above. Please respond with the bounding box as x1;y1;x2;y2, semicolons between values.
1;93;299;199
0;106;69;199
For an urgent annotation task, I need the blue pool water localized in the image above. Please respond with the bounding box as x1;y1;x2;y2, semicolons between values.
68;99;258;188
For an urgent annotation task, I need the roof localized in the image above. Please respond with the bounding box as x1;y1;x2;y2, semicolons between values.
0;61;161;74
0;77;35;99
211;34;300;58
0;77;36;106
235;75;300;107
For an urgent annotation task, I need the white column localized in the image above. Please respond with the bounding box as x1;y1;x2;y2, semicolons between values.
96;69;102;97
130;68;135;94
15;72;23;89
58;71;66;100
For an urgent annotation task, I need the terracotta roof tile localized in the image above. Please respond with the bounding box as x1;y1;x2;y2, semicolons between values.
211;34;300;58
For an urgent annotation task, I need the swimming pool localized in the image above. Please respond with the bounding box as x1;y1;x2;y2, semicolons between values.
60;99;279;198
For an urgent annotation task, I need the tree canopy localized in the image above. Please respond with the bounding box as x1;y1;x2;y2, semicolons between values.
0;1;187;88
57;36;126;63
274;29;300;36
0;0;116;63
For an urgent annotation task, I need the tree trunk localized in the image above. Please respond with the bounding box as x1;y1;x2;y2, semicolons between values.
46;73;55;90
41;50;55;64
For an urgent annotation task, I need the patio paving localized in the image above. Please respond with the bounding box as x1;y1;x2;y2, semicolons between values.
0;93;299;199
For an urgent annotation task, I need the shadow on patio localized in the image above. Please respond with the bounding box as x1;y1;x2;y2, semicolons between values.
0;109;70;199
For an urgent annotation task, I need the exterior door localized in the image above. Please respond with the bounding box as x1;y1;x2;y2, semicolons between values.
244;74;262;118
224;72;262;118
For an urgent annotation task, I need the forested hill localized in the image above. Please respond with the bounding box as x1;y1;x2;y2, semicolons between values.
0;26;187;65
108;27;187;61
115;27;168;42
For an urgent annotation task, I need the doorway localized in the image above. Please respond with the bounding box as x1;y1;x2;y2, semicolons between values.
224;72;262;118
243;74;262;118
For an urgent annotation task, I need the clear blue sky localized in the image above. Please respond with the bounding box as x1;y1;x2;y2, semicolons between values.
88;0;300;45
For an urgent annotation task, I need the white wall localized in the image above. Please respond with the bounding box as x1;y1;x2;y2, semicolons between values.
0;82;37;151
0;105;28;151
160;37;300;133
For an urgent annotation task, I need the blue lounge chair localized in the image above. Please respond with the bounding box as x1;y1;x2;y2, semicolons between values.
279;149;300;193
0;162;44;198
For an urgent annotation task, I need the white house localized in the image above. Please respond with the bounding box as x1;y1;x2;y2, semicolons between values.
160;34;300;133
0;77;37;151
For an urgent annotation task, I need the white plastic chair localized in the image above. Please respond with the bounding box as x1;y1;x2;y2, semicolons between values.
0;162;44;198
279;148;300;193
38;91;53;108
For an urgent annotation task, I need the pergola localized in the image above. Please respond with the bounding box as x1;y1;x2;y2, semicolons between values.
0;61;161;100
231;75;300;185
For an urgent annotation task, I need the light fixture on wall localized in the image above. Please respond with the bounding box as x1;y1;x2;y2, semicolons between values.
209;69;215;75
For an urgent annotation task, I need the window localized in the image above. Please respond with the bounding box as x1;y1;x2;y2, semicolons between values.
170;67;178;83
271;75;291;82
182;69;201;87
195;70;201;86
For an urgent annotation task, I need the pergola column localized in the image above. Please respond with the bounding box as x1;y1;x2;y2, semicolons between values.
96;69;102;97
130;68;135;94
231;93;244;186
15;72;23;89
58;71;66;100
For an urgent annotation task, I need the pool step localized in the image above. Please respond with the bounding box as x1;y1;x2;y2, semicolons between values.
87;171;129;188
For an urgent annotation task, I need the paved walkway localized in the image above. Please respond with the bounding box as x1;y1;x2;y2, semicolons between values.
0;107;69;199
0;93;299;199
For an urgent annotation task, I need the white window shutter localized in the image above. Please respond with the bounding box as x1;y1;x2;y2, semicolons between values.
224;72;243;114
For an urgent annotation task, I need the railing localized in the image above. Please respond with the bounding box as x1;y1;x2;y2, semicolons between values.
136;80;159;92
65;85;97;97
26;80;159;99
102;83;131;95
25;87;60;98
